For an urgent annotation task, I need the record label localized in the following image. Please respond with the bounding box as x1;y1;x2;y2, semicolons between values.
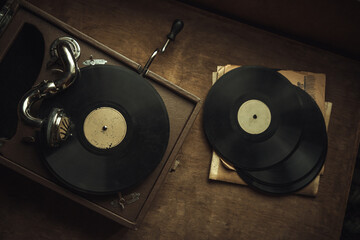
83;107;127;149
237;99;271;134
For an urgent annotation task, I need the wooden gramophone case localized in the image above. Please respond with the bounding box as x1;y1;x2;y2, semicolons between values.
0;1;201;228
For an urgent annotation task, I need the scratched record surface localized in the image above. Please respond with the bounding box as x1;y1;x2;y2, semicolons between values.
235;88;328;194
203;66;303;170
39;65;169;195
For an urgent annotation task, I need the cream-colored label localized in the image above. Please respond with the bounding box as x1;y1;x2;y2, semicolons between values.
237;99;271;134
83;107;127;149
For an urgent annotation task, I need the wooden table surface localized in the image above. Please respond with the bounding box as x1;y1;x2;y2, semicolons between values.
1;0;360;239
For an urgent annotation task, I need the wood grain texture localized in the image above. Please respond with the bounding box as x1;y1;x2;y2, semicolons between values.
178;0;360;61
1;0;360;239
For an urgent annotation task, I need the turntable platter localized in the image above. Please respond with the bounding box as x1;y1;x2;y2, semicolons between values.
39;65;170;194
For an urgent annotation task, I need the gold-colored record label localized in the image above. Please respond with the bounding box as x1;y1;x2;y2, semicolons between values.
237;99;271;134
83;107;127;149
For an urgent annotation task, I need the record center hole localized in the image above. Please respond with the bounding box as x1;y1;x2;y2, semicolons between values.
253;114;257;119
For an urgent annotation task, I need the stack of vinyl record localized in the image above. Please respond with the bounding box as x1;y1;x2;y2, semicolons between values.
203;66;328;194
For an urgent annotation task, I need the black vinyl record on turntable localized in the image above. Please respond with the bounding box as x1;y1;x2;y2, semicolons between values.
38;64;170;194
203;66;328;194
17;20;184;195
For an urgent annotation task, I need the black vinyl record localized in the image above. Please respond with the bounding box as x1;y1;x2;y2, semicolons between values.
203;66;303;170
235;87;328;194
39;65;169;195
237;148;327;194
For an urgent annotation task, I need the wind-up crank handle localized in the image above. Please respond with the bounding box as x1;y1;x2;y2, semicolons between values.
140;19;184;76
